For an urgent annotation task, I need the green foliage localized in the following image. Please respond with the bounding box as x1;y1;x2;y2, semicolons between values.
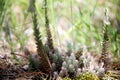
0;0;8;26
0;0;29;51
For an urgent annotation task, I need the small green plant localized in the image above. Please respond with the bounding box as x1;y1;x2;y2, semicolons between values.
44;0;54;53
29;0;51;74
99;8;112;69
59;53;78;78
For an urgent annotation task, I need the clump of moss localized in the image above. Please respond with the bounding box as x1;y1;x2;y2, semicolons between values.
102;71;120;80
63;77;72;80
76;72;99;80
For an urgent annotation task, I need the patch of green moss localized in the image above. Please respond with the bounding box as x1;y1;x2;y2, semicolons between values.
63;77;72;80
76;72;100;80
101;71;120;80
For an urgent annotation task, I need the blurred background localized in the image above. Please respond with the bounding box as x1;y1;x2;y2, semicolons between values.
0;0;120;59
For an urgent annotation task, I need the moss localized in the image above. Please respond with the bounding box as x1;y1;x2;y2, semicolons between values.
63;77;72;80
101;71;120;80
76;73;100;80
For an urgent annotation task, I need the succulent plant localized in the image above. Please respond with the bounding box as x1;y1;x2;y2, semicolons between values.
59;67;68;78
95;63;105;77
77;47;105;78
28;54;41;71
52;49;63;72
59;53;79;78
44;47;63;72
